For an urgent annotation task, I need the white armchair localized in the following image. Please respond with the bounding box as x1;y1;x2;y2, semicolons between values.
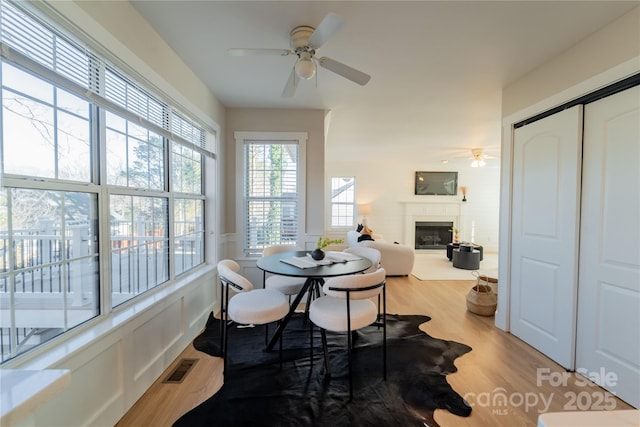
346;230;415;276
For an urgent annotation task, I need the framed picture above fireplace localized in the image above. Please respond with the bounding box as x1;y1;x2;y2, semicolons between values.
415;171;458;195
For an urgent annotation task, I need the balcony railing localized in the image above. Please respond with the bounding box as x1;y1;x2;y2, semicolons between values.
0;218;203;363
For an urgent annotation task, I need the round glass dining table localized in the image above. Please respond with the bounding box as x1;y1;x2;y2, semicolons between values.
256;250;372;351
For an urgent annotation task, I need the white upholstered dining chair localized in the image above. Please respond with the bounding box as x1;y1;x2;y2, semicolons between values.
344;247;384;320
262;245;306;303
217;259;289;374
343;246;381;274
308;267;387;400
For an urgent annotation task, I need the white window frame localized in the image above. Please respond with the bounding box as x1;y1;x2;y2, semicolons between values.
329;176;356;230
0;0;215;363
235;131;307;259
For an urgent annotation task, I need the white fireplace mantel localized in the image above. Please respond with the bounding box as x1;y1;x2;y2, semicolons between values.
401;201;463;250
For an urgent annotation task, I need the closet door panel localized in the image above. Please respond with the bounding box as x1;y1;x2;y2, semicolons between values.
510;106;582;369
577;86;640;407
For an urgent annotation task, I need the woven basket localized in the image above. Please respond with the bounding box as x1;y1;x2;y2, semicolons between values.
466;284;497;316
477;275;498;293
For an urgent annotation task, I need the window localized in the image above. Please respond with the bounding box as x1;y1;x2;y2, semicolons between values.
172;142;205;275
330;177;356;228
110;195;169;306
173;197;204;275
172;143;202;194
0;0;213;363
0;189;100;360
105;111;164;190
2;63;91;181
236;132;307;257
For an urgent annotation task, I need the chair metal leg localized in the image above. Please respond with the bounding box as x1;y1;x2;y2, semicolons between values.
278;320;283;369
320;328;330;375
223;287;230;376
347;332;353;399
309;317;314;370
346;293;353;401
383;283;387;380
219;281;224;356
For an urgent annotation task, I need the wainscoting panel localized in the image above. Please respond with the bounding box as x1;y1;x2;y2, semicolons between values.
132;299;184;383
33;340;124;426
185;273;217;330
18;266;216;427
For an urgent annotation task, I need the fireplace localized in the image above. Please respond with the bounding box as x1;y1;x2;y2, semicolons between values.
414;221;453;250
402;201;461;252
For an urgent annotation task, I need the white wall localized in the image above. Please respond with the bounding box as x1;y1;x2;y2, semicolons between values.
5;2;226;426
222;108;327;283
325;158;501;252
496;6;640;331
224;108;326;235
502;7;640;117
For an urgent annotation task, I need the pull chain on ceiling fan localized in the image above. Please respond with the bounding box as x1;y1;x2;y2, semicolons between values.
227;13;371;97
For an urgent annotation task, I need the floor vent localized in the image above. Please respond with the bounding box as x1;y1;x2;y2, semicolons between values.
163;358;198;384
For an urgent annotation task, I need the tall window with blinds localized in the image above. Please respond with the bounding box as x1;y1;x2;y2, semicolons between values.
330;177;356;228
244;141;298;256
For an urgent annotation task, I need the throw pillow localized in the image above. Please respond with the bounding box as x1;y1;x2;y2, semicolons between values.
358;225;374;242
358;234;374;242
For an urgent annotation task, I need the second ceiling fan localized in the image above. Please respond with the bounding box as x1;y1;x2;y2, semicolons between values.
228;13;371;97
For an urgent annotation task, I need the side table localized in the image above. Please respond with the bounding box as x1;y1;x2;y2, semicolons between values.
452;249;481;270
447;242;483;261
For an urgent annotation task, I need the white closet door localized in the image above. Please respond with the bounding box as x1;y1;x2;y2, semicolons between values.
510;106;582;369
577;86;640;407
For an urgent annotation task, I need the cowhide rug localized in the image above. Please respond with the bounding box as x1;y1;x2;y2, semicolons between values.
174;313;472;427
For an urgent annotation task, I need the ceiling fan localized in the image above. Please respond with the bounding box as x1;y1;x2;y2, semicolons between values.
227;13;371;97
437;147;499;167
470;148;498;167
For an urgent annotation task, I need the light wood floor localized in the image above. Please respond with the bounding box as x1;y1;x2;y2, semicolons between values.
116;275;634;427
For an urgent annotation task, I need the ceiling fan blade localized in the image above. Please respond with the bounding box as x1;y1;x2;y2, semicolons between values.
308;13;344;49
227;48;294;57
318;57;371;86
281;66;297;98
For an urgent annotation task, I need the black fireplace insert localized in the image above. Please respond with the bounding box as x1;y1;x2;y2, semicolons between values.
414;221;453;250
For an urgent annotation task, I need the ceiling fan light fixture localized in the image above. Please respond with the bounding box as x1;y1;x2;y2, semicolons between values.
471;148;486;167
295;55;316;80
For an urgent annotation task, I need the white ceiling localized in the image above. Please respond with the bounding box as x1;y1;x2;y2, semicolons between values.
131;1;637;165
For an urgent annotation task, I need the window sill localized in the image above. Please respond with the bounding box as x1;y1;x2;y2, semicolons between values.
0;369;71;426
4;264;216;371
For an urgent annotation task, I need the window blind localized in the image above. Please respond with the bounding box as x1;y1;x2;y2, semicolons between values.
244;141;299;256
0;0;211;156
